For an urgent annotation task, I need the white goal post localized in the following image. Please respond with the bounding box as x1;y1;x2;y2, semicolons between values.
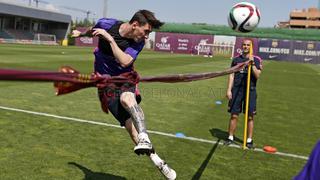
34;33;57;43
197;42;235;58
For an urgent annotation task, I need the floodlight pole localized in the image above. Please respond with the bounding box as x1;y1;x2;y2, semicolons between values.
103;0;108;18
35;0;39;7
243;42;253;150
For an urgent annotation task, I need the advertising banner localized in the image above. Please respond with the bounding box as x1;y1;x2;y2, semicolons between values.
192;34;214;55
155;33;320;64
291;40;320;64
174;33;194;54
257;38;320;64
154;32;175;53
155;32;213;54
258;38;292;61
74;27;98;47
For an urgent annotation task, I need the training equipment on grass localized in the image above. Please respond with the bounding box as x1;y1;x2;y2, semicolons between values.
175;132;186;138
263;146;277;153
215;100;222;105
228;2;260;33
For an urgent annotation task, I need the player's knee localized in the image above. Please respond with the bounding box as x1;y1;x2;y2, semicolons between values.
231;114;239;120
248;116;254;121
120;92;136;107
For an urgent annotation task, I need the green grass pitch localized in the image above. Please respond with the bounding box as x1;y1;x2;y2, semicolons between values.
0;44;319;179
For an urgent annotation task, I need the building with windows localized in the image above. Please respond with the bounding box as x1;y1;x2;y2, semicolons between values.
0;1;71;43
277;8;320;29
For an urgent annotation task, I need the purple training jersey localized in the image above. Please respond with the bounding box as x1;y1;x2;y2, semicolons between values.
93;18;145;76
294;140;320;180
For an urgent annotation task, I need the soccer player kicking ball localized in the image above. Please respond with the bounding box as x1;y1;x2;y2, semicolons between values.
72;10;176;180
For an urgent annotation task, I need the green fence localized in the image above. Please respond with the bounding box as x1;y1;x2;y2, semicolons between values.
159;23;320;41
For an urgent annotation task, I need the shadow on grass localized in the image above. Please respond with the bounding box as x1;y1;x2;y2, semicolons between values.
68;162;127;180
210;128;243;144
191;138;220;180
211;128;253;158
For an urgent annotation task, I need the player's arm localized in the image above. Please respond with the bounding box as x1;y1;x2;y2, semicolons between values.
92;28;133;67
109;40;134;67
249;56;262;79
226;72;234;100
251;64;261;79
71;27;94;38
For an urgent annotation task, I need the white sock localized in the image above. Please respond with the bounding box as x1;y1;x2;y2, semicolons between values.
247;138;252;143
228;135;234;141
138;132;151;143
149;152;163;167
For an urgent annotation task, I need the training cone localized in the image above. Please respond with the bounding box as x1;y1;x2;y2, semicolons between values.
215;100;222;105
263;146;277;153
175;132;186;138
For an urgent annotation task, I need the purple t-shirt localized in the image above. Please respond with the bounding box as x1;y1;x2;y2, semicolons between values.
294;141;320;180
93;18;145;76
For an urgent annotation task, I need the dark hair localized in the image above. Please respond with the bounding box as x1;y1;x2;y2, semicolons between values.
129;10;164;29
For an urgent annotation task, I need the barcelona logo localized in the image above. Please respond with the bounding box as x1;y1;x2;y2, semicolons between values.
307;43;314;49
271;41;278;47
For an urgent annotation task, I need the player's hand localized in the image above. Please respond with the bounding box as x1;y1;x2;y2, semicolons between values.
248;55;255;65
249;55;254;61
247;59;255;67
92;28;114;43
92;72;111;89
226;90;232;100
71;30;82;38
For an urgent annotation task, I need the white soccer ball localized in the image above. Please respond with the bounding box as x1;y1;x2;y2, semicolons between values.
228;2;261;33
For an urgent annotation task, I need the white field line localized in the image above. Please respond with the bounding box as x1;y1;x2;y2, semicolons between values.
0;105;308;160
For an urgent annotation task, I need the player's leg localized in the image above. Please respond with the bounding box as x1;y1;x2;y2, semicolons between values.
124;118;139;144
228;113;239;137
124;118;177;180
225;113;239;145
246;115;254;148
225;87;242;145
246;89;257;149
247;116;254;139
120;91;153;155
102;86;151;154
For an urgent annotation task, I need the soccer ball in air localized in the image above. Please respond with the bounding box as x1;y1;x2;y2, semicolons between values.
228;2;260;33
